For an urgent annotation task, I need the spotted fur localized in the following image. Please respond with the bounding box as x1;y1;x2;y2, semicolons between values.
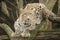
13;3;56;37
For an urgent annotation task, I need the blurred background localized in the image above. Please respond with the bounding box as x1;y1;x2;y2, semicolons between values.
0;0;60;40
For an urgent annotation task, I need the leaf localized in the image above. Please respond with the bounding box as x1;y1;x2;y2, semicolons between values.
0;23;14;38
1;1;10;17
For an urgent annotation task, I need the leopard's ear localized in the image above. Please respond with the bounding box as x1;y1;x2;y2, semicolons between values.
24;4;29;9
24;4;31;10
39;3;46;8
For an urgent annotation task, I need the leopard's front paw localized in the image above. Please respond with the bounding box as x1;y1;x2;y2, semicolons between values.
20;31;30;37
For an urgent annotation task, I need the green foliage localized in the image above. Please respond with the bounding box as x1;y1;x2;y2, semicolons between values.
39;21;48;31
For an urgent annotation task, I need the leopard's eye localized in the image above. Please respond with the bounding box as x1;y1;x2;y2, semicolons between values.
30;8;33;10
30;8;35;11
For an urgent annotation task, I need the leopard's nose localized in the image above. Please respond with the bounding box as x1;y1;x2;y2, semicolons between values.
26;18;30;22
24;22;28;25
24;22;31;27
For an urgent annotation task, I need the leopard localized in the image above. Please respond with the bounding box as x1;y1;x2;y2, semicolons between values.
12;3;56;37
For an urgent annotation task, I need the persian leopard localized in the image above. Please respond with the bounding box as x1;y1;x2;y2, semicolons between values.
13;8;43;37
13;3;56;37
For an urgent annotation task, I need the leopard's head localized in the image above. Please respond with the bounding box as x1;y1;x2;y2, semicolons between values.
19;7;43;30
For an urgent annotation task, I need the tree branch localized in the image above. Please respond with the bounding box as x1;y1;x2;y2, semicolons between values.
0;23;14;38
48;16;60;23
